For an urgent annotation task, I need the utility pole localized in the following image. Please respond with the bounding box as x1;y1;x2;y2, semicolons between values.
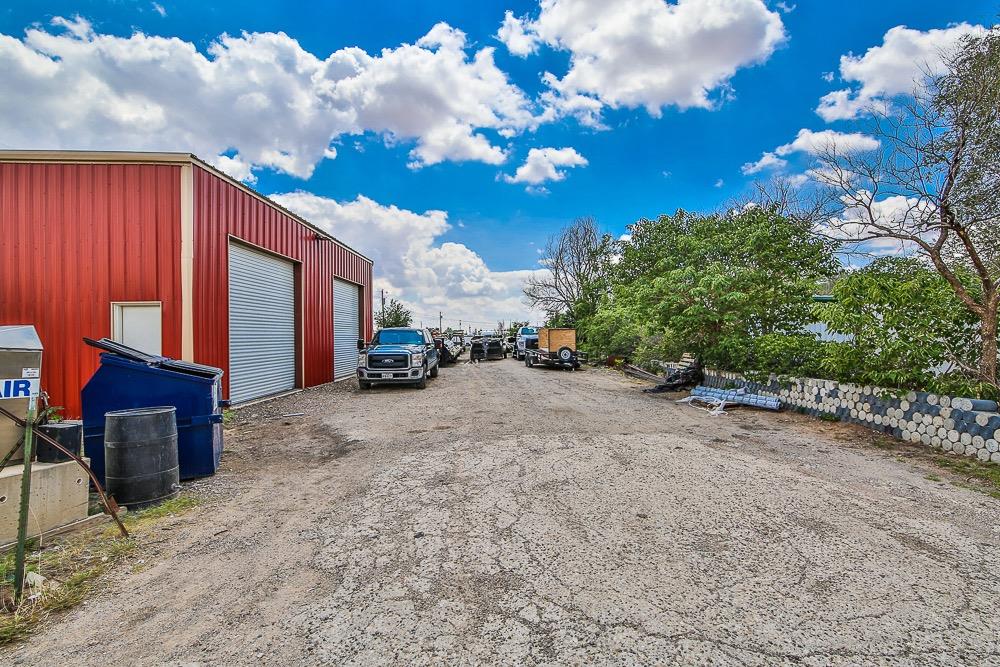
439;311;443;332
380;289;386;325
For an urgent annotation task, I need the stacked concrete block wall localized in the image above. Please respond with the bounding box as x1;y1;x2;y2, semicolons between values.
702;369;1000;464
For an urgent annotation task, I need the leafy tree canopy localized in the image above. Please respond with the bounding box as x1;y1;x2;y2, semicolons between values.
375;298;412;329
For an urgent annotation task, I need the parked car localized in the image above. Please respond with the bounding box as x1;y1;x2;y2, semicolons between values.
358;327;439;389
514;326;539;361
469;335;506;361
435;336;462;364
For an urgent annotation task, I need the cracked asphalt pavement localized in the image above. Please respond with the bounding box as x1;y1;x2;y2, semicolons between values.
8;360;1000;665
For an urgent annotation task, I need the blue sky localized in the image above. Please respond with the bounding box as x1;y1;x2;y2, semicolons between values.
1;0;995;326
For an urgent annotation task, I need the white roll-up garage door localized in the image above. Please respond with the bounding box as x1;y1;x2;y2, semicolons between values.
228;242;297;403
333;279;361;380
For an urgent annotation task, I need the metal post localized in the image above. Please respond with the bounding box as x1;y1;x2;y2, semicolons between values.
12;403;36;604
439;312;443;332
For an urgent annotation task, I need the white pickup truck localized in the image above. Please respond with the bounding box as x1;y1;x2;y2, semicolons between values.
514;326;539;361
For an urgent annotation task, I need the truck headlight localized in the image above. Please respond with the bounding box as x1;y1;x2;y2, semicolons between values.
411;352;424;367
358;353;367;367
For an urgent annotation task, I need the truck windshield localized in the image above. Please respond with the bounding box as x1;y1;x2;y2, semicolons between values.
372;329;424;346
520;327;537;335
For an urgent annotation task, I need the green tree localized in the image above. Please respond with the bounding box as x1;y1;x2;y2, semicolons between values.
375;298;412;329
816;257;984;395
616;206;837;369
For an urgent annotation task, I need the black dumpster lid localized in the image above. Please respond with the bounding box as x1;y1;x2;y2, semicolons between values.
83;337;223;378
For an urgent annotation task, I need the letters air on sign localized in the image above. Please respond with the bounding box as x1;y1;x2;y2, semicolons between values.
0;378;40;400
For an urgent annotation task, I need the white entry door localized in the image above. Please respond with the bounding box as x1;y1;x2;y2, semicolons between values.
112;302;162;355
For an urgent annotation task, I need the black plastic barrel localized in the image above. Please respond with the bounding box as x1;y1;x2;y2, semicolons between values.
36;420;83;463
104;407;180;509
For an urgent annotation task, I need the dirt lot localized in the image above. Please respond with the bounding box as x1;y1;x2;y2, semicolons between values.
6;360;1000;665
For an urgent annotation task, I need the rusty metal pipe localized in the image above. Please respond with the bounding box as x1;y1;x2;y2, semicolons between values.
0;404;128;539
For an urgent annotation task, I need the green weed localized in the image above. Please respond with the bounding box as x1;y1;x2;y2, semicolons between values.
1;493;200;646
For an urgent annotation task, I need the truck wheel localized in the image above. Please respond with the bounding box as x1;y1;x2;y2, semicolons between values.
416;375;427;389
430;362;439;378
359;380;372;390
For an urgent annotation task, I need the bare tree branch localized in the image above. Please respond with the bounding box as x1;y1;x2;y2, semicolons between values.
523;217;612;320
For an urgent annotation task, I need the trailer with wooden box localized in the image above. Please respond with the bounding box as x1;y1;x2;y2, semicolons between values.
524;328;581;370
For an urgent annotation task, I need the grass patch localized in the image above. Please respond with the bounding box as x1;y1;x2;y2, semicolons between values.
929;454;1000;499
0;492;201;646
0;534;136;645
872;435;1000;499
125;495;200;526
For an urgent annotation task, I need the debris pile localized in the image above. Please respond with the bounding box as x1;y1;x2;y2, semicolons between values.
643;363;703;394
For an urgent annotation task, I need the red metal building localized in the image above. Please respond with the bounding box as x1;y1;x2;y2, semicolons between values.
0;151;373;416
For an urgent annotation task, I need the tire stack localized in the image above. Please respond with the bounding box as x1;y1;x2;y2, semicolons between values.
701;369;1000;464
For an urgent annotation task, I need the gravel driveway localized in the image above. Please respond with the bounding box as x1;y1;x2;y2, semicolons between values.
8;360;1000;665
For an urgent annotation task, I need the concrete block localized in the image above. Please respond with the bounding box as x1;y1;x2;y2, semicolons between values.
0;459;90;544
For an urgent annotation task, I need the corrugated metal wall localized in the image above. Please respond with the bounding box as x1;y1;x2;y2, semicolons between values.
192;166;373;400
0;162;182;417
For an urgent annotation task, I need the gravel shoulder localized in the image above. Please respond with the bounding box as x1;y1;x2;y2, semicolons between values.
7;360;1000;665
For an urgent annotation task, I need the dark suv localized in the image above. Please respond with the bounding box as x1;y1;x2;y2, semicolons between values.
358;327;440;389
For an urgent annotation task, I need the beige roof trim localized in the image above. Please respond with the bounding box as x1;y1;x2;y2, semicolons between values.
0;150;194;164
0;149;372;264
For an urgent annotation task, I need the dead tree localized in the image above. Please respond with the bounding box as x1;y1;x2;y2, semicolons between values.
523;216;611;320
812;27;1000;389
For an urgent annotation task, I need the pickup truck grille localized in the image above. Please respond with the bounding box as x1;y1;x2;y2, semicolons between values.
368;353;409;369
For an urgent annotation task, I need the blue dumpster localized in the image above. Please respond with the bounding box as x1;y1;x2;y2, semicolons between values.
81;338;225;483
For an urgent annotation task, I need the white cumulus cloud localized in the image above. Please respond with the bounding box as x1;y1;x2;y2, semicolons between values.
816;23;985;121
0;16;538;180
741;152;787;175
270;192;544;327
497;10;538;57
499;0;786;126
503;146;588;185
742;128;879;175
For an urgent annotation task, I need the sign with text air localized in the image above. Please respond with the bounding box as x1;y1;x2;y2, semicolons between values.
0;378;40;401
